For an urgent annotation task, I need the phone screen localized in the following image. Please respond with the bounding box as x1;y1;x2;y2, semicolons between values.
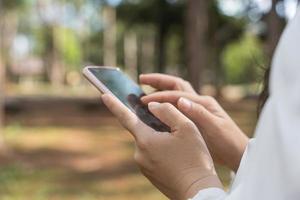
88;68;170;132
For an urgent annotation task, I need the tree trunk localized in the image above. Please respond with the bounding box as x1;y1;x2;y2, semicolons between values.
137;34;143;78
0;46;4;131
43;26;65;87
0;2;4;131
185;0;209;92
141;32;155;73
155;24;167;73
49;53;64;87
0;48;7;152
124;31;138;81
0;2;7;152
265;0;286;65
103;6;117;67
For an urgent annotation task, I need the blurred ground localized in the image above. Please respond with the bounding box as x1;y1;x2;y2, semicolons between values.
0;97;257;200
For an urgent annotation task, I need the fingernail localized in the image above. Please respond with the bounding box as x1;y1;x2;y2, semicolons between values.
148;102;160;110
179;98;192;110
140;97;146;102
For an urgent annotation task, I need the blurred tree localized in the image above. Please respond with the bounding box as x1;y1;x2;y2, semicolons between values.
124;31;138;79
82;30;104;65
0;0;26;153
117;0;184;73
208;2;245;96
0;0;4;131
222;33;265;84
54;27;82;71
185;0;209;91
37;0;74;86
118;0;245;92
185;0;245;92
103;5;117;66
264;0;286;65
44;25;65;86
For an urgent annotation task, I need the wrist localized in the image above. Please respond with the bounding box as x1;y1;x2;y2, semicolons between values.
182;174;223;200
231;135;249;172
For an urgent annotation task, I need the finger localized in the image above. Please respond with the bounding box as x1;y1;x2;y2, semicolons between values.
139;73;182;91
141;91;207;106
141;91;190;104
141;91;220;113
101;94;153;139
148;102;195;133
177;97;216;127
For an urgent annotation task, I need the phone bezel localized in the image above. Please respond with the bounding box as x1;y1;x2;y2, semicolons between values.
82;66;135;113
83;66;120;94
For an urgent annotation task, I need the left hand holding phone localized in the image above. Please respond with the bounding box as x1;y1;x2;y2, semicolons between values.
101;93;223;200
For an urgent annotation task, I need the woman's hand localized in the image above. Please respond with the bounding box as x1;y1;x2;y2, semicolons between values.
140;73;248;171
101;94;223;200
140;74;249;171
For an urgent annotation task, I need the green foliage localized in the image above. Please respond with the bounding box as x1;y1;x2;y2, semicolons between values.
54;27;82;70
32;27;46;56
222;33;266;84
1;0;27;10
82;31;103;65
32;26;82;72
166;31;183;68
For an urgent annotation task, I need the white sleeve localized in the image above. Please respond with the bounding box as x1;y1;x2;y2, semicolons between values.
190;188;227;200
191;6;300;200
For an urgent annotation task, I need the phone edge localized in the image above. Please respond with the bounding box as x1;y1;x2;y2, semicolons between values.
82;66;136;114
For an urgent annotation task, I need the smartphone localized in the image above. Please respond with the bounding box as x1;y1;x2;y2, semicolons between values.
83;66;170;132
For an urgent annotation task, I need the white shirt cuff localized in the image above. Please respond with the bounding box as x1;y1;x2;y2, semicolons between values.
189;187;226;200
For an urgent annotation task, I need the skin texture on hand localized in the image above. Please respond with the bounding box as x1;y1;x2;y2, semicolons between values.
140;74;249;172
101;94;223;200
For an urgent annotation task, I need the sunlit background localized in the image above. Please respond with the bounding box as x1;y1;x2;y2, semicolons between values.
0;0;298;199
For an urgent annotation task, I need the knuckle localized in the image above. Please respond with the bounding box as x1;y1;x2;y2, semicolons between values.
183;79;191;86
180;120;196;131
161;102;173;110
216;119;227;131
134;152;143;165
205;95;215;101
136;137;150;150
118;110;128;121
177;77;185;83
176;78;188;87
103;98;111;107
197;106;206;115
204;96;216;104
127;117;137;127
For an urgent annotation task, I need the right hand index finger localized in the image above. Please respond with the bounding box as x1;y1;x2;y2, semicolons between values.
141;91;227;118
139;73;186;91
141;91;197;104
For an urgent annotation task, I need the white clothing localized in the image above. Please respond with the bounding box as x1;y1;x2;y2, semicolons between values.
192;7;300;200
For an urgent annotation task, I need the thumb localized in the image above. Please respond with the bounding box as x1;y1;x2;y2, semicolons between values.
101;94;153;139
148;102;197;133
177;97;216;127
